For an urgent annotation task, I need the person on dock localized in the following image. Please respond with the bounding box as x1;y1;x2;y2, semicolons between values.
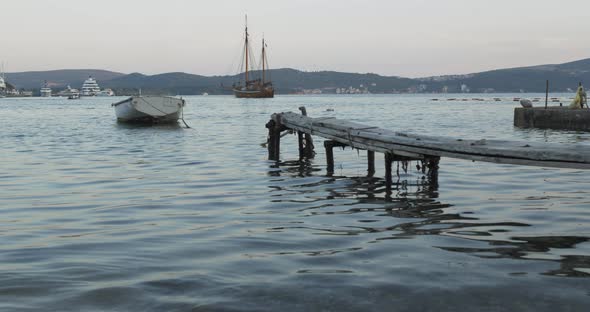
569;84;587;109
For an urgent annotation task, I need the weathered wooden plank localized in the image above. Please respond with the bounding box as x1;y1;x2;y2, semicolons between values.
273;112;590;169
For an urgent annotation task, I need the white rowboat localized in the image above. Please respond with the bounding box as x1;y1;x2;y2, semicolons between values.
112;96;185;123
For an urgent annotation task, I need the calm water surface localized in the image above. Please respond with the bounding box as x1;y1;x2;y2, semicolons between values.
1;95;589;311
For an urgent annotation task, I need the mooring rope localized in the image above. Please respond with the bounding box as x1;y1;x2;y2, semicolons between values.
180;100;191;129
137;97;191;129
138;97;168;116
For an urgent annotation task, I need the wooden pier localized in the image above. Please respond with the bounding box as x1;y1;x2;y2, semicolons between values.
266;108;590;186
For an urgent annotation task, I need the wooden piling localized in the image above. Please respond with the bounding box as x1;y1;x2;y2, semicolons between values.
266;114;287;161
384;153;393;189
298;107;315;158
266;120;280;161
324;140;335;174
367;151;375;177
425;156;440;187
324;140;348;175
298;131;305;159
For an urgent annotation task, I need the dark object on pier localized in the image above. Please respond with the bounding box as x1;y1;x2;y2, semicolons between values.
514;107;590;131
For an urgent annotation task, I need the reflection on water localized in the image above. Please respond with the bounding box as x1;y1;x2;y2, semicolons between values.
271;153;590;280
115;121;184;130
439;236;590;278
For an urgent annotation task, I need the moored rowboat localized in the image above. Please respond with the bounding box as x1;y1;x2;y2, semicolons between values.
112;96;185;123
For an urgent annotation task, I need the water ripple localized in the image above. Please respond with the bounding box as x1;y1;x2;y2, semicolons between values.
1;95;589;311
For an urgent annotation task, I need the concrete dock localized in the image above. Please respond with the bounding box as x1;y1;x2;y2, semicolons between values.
514;107;590;131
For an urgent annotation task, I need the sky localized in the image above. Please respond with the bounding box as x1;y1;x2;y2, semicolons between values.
2;0;590;77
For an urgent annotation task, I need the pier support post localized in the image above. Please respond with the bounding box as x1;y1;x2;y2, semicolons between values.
384;152;394;190
324;140;348;175
367;151;375;177
325;141;335;175
266;115;286;161
298;131;305;159
299;107;315;159
426;156;440;180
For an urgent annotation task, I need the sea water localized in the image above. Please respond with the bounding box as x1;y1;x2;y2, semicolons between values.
1;95;589;311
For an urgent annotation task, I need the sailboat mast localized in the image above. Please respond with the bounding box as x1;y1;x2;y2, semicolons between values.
244;15;249;82
262;38;265;83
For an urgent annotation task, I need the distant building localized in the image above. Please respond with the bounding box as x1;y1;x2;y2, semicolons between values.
334;86;368;94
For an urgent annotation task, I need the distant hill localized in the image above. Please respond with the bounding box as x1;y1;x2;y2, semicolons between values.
418;58;590;93
5;58;590;94
99;68;416;95
5;69;125;89
101;72;224;95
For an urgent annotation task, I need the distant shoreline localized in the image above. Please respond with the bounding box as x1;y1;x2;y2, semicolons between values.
3;57;588;95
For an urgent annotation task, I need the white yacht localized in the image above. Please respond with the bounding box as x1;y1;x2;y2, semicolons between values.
0;76;5;97
40;81;52;97
81;76;101;96
96;88;115;97
0;63;6;97
58;85;80;99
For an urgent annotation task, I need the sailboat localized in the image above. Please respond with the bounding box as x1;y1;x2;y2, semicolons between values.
232;17;274;98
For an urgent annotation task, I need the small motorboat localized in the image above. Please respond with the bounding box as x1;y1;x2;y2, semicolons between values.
112;96;185;123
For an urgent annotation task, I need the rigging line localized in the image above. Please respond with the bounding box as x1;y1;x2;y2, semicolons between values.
226;37;248;76
265;52;271;81
237;41;246;77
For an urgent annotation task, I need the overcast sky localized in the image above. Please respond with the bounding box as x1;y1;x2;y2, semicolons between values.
2;0;590;77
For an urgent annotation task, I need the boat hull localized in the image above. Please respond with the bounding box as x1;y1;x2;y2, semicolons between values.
112;96;184;123
233;88;274;98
